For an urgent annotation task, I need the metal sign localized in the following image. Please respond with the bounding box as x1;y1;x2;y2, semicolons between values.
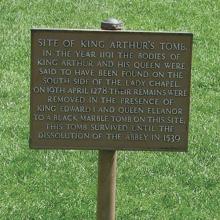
30;29;193;151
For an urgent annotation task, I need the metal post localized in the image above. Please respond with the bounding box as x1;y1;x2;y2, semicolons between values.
97;18;123;220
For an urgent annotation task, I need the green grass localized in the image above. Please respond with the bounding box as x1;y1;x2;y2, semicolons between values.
0;0;220;219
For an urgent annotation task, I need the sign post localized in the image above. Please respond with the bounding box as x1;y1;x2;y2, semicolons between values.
30;18;193;220
97;18;123;220
97;150;117;220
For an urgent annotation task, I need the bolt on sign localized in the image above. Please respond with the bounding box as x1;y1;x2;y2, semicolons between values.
30;29;193;151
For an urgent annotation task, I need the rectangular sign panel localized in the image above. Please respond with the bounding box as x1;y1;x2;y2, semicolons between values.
30;29;192;151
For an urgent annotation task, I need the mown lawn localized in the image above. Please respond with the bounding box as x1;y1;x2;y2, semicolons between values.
0;0;219;219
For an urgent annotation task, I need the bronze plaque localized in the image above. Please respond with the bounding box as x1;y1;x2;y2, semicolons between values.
30;29;193;151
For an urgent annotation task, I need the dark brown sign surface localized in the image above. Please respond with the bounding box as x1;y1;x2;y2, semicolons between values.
30;29;192;151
